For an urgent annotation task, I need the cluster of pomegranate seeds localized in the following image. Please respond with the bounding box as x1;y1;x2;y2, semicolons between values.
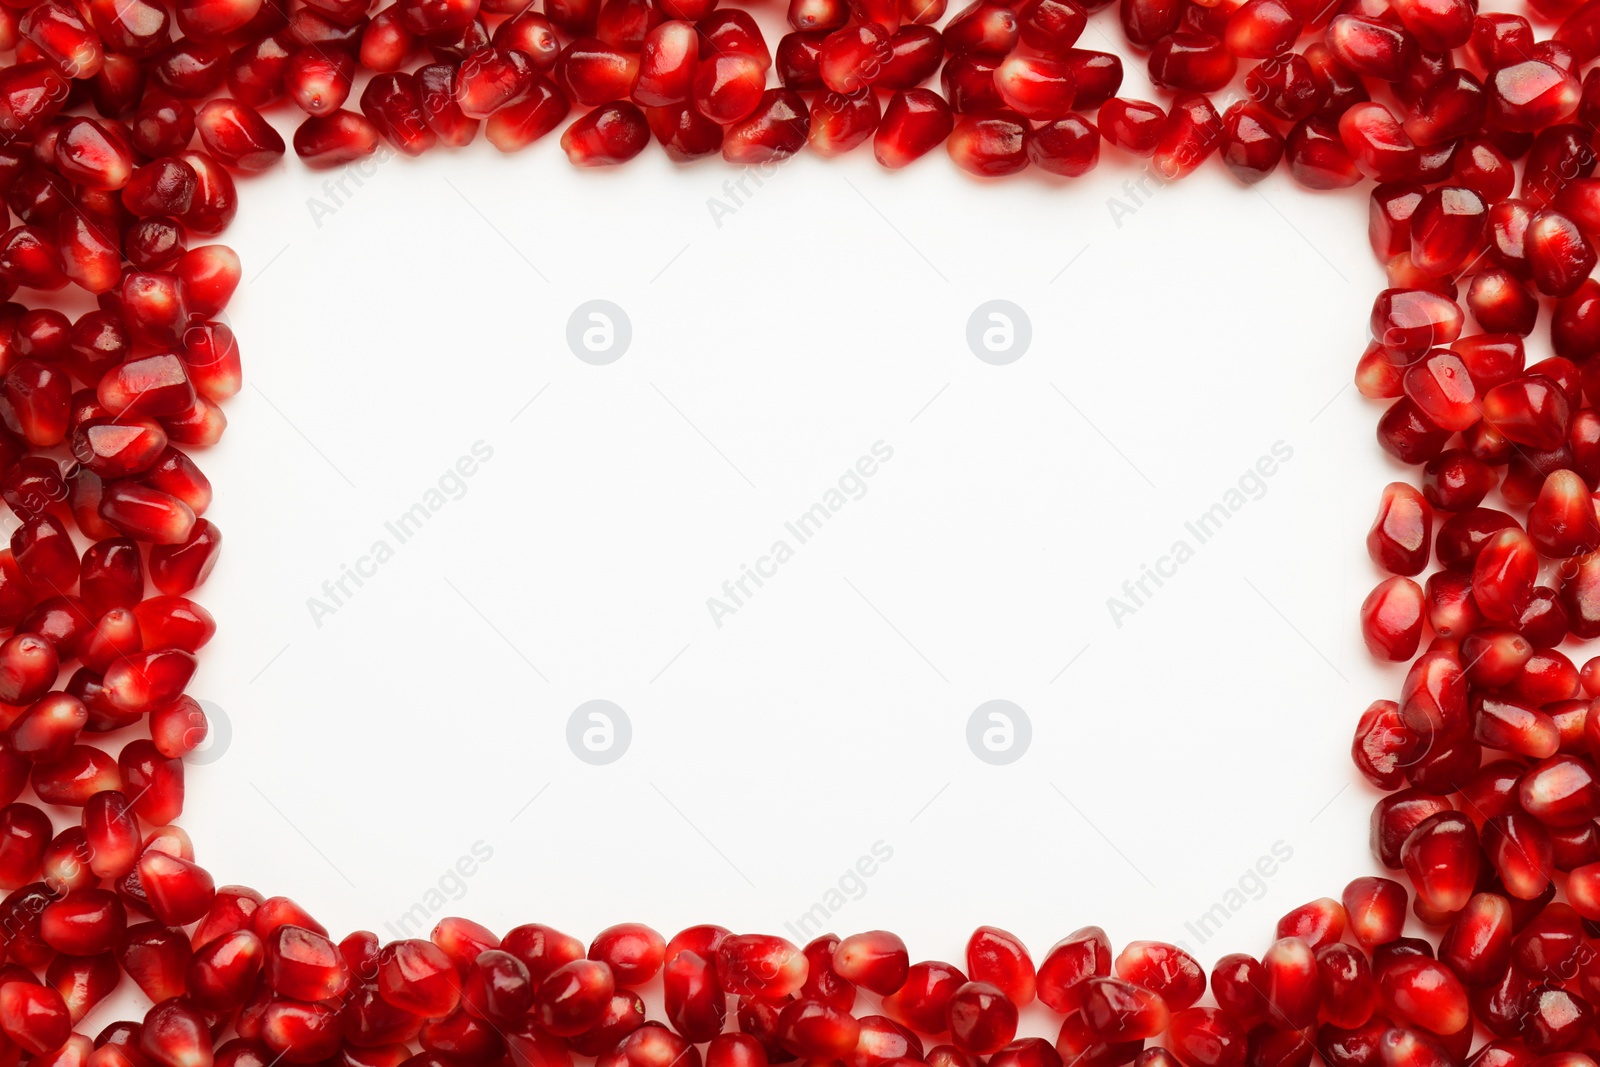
15;0;1600;1044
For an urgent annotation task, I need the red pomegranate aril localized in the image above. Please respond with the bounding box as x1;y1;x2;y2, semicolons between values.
1029;115;1099;175
1340;103;1419;183
582;923;662;988
1484;810;1556;896
559;37;638;106
818;23;892;93
1113;941;1203;1011
1219;103;1282;183
292;110;380;168
664;950;725;1042
1378;957;1469;1035
149;518;222;595
646;102;722;159
884;960;967;1033
54;118;131;191
0;981;71;1055
1037;928;1109;1016
963;928;1034;1007
193;99;284;172
1343;877;1408;947
1492;60;1581;130
633;20;696;105
1164;1009;1245;1067
723;88;809;163
1526;210;1598;297
1482;376;1572;450
809;89;881;156
947;111;1028;176
940;55;1001;112
1398;809;1476;902
776;998;860;1059
361;73;437;155
1099;98;1165;156
853;1014;923;1067
380;939;463;1020
1327;15;1414;81
944;0;1018;53
1225;0;1300;57
1437;891;1513;987
1153;92;1221;180
561;102;649;166
99;355;196;419
187;928;264;1010
1148;32;1235;92
535;958;614;1034
876;89;947;167
1080;977;1168;1043
1208;954;1269;1031
1261;938;1320;1030
946;981;1017;1054
688;51;763;124
993;53;1074;119
265;924;347;1001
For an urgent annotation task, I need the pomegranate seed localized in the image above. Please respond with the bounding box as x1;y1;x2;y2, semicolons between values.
875;88;952;167
1112;942;1203;1011
775;998;860;1059
1152;92;1221;180
1099;98;1165;156
1261;938;1320;1029
562;102;649;166
1219;102;1282;183
0;981;71;1055
964;928;1034;1007
1147;32;1235;92
1401;810;1479;912
1491;60;1581;130
993;53;1075;119
946;981;1017;1054
1165;1008;1245;1067
946;111;1028;176
809;89;881;157
1036;928;1109;1016
884;960;967;1033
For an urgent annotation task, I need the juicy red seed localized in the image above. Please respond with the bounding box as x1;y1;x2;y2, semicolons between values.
947;981;1018;1054
884;960;968;1033
1036;927;1108;1016
535;958;615;1034
1080;977;1168;1041
947;112;1029;176
965;927;1035;1007
835;930;910;996
557;102;647;167
587;923;664;987
875;88;952;168
1401;810;1480;913
195;99;287;172
1112;941;1203;1011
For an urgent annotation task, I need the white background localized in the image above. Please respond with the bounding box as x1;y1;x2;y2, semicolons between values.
146;20;1424;1033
